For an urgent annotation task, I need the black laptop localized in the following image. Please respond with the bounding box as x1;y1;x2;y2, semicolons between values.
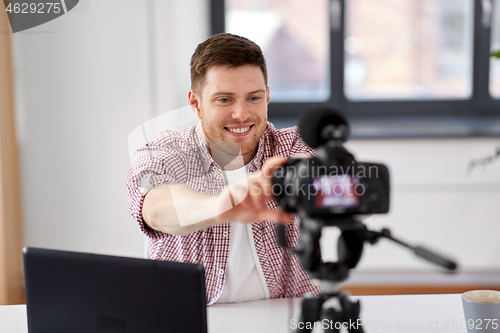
23;247;207;333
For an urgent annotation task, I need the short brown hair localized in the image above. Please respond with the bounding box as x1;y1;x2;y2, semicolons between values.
190;33;268;94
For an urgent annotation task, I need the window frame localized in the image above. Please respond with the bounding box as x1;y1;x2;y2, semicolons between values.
211;0;500;138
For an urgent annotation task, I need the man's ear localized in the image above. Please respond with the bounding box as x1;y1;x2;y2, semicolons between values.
266;86;270;105
188;89;202;119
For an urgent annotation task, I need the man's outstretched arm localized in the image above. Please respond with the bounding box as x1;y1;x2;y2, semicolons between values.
142;156;292;235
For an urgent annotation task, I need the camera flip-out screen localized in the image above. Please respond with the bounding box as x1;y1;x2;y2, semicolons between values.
312;175;361;209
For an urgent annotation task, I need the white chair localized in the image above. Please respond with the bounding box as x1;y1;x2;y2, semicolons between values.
128;105;198;258
128;105;198;161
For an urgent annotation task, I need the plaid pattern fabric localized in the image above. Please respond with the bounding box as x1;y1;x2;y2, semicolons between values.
126;122;320;305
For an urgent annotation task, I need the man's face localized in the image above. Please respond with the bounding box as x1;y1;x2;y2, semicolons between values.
189;65;270;165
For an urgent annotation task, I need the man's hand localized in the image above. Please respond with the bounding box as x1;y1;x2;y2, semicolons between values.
216;156;292;224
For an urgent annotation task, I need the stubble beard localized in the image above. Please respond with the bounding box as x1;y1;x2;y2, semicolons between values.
199;112;267;161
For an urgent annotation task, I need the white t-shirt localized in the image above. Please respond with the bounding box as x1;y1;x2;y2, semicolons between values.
215;166;270;303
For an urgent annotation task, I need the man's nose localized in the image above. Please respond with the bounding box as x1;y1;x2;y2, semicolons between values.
231;102;251;121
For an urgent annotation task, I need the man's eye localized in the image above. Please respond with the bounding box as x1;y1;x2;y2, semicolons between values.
250;96;260;101
218;98;230;103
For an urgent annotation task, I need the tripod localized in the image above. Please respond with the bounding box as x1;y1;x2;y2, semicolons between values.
277;216;458;333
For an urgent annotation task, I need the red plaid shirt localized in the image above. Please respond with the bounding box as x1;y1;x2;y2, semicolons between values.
125;122;320;304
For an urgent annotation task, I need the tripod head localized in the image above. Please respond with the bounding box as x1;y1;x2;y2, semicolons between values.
273;106;457;282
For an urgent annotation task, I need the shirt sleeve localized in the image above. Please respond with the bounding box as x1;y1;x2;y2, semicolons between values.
125;142;187;239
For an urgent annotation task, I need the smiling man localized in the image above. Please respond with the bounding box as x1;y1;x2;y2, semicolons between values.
126;33;319;305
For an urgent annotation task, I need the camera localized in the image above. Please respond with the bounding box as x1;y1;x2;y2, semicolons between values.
272;107;457;333
272;107;390;220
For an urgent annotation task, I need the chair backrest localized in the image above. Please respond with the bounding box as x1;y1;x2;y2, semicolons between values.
128;105;198;162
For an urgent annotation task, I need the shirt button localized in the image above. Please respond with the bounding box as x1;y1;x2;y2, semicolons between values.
223;231;229;237
218;269;224;276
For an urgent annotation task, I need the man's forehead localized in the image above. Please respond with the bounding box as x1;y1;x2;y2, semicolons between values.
203;64;266;95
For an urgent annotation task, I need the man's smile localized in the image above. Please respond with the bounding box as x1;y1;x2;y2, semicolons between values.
224;124;255;136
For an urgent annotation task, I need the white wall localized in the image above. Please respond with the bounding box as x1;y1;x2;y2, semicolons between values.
12;0;208;258
342;138;500;272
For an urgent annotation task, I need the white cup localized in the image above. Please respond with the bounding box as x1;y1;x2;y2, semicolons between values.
462;290;500;333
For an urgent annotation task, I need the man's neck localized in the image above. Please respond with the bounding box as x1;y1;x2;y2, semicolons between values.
207;142;256;171
241;148;257;166
198;125;258;169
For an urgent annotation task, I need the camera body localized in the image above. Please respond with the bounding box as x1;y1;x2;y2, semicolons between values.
272;108;390;220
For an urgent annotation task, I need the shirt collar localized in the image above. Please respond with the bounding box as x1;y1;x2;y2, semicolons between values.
193;123;215;173
247;123;271;172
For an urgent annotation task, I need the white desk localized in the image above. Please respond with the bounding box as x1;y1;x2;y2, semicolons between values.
1;294;467;332
0;305;28;333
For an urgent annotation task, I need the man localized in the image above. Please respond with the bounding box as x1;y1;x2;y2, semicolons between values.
126;33;319;305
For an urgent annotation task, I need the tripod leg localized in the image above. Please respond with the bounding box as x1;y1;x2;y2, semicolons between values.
322;306;342;333
339;293;364;333
295;297;323;333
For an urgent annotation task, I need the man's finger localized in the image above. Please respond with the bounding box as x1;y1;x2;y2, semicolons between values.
256;209;292;224
248;179;265;210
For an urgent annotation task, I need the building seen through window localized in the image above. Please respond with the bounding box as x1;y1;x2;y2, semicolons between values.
225;0;476;102
344;0;474;100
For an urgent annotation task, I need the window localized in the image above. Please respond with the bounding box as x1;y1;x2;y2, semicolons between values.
211;0;500;137
345;0;474;100
226;0;330;101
